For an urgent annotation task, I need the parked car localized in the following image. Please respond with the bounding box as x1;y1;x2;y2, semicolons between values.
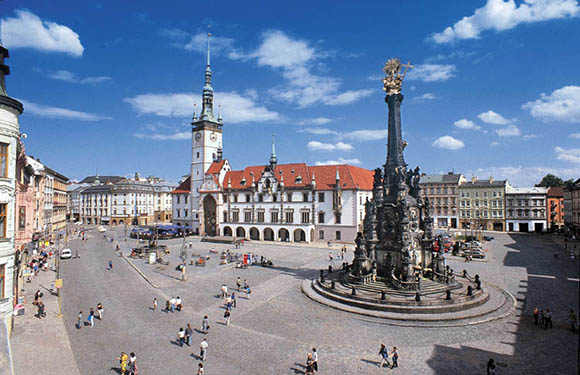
97;225;107;233
468;249;486;259
465;240;482;249
60;248;72;259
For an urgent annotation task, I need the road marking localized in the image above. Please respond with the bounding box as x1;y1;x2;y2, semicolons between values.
527;274;556;279
568;278;579;282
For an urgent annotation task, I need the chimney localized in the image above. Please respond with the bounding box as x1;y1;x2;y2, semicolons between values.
448;171;453;175
471;176;477;183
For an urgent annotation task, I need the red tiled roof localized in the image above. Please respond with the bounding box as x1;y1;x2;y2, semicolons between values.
171;176;191;194
223;163;373;191
206;160;225;175
547;186;564;197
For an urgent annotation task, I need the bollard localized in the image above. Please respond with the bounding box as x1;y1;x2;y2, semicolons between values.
351;287;357;296
476;280;482;290
446;290;451;300
320;275;325;283
331;280;336;289
415;292;421;302
328;265;333;273
381;290;387;300
467;285;473;296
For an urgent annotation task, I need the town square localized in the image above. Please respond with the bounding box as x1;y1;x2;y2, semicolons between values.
0;1;579;374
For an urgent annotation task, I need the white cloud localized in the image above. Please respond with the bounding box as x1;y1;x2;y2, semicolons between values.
19;99;111;121
431;0;580;44
407;64;456;82
299;128;338;136
490;141;500;146
48;70;111;85
453;119;481;130
478;110;511;125
570;133;580;139
432;135;465;150
555;146;580;164
522;85;580;123
413;93;437;101
134;132;190;141
339;129;387;142
468;165;579;187
315;157;362;166
250;30;373;107
523;134;538;139
124;91;279;123
307;141;353;151
298;117;333;125
496;124;521;137
1;10;84;57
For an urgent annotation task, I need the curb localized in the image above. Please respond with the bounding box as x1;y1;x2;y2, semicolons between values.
121;254;159;288
301;279;516;328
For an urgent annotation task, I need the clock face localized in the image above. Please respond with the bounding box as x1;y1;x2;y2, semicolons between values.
210;133;217;142
194;132;201;142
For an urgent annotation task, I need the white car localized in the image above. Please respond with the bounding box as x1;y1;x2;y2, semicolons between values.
60;248;72;259
97;225;107;233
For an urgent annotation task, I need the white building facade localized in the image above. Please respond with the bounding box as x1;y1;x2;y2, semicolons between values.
0;45;23;330
506;187;548;233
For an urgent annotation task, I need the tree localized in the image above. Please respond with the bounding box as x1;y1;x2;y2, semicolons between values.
536;174;564;187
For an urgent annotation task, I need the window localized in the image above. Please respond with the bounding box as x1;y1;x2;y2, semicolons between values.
223;194;228;203
271;211;279;223
285;211;294;223
303;193;309;202
318;212;325;223
185;196;188;204
461;192;465;198
18;206;25;230
0;143;7;177
246;194;251;202
234;194;238;203
257;211;265;223
258;194;263;203
335;231;341;240
223;211;228;222
0;264;4;299
184;209;188;218
197;152;200;158
0;204;6;238
335;212;341;224
273;194;278;202
319;230;324;240
177;196;180;204
301;211;310;224
244;211;252;223
287;193;292;202
232;211;239;222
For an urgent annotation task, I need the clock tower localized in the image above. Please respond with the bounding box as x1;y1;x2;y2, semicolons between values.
190;33;223;233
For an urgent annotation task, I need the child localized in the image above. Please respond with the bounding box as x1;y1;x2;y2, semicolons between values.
391;346;399;368
224;309;231;326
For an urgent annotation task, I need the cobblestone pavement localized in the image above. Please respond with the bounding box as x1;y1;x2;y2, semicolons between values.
50;228;578;374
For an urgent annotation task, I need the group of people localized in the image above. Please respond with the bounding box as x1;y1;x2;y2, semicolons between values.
379;344;399;369
117;351;138;375
76;303;103;328
304;348;319;374
234;277;252;298
163;296;183;312
532;307;553;329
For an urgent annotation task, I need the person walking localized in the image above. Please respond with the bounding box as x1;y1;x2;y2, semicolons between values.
128;352;137;375
176;296;182;311
170;297;176;312
236;277;242;291
117;352;129;375
545;308;553;329
37;301;46;318
108;260;113;270
391;346;399;368
77;311;82;329
379;344;390;368
539;309;545;327
224;308;231;326
312;348;318;372
231;292;237;308
226;294;233;311
185;323;193;346
196;363;204;375
202;315;210;333
533;307;539;325
97;303;104;320
221;284;228;299
153;298;158;311
487;358;496;375
200;338;208;361
88;309;95;327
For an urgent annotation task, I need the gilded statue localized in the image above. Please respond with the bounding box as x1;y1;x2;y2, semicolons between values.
382;58;414;95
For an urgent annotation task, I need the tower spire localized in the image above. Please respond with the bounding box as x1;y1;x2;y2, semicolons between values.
269;133;277;168
199;32;215;122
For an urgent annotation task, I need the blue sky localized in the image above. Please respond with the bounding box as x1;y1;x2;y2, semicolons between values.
1;0;579;186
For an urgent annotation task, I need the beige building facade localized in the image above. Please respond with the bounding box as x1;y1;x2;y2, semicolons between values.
458;177;509;231
419;172;465;229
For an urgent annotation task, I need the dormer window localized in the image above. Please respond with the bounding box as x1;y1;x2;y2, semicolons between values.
295;175;302;183
240;177;246;186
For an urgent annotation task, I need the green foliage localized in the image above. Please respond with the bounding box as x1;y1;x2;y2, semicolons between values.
535;174;564;187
